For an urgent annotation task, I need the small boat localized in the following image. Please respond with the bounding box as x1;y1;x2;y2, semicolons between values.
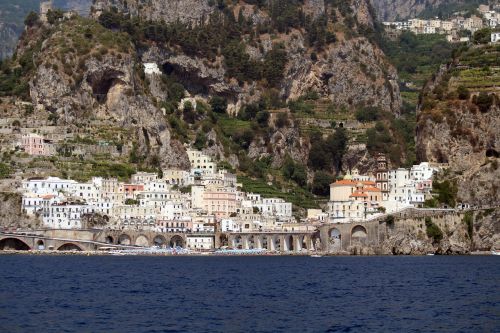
310;254;322;258
492;250;500;256
426;253;435;256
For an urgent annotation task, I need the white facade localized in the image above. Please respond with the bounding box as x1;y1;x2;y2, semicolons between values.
187;235;214;250
491;32;500;43
22;177;77;195
143;63;162;75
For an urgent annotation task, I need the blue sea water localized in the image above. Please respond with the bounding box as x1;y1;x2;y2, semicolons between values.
0;255;498;332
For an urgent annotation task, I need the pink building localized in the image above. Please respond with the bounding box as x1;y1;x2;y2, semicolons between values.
21;133;53;156
203;189;237;218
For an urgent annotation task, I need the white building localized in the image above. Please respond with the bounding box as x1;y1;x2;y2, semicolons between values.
491;32;500;43
143;63;162;75
22;177;77;195
187;235;214;251
187;149;217;174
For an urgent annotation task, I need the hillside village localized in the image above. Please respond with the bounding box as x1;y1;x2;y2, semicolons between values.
383;3;500;43
17;146;444;251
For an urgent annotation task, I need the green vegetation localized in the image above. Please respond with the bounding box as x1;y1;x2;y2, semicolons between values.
0;163;11;178
463;212;474;240
308;128;348;172
382;32;455;89
282;156;307;187
425;217;443;243
311;171;333;196
125;198;139;205
424;180;458;208
238;175;319;209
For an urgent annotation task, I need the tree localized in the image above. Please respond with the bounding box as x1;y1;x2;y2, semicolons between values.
46;9;64;25
275;112;289;128
457;85;470;100
24;11;39;27
210;96;227;114
312;171;333;196
326;128;348;171
473;28;492;44
473;92;494;113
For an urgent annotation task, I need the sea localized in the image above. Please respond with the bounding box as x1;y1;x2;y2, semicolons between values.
0;255;498;332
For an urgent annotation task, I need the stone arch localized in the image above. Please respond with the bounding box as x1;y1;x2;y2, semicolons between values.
233;235;243;249
262;236;268;250
284;235;294;252
170;235;185;248
153;235;167;247
248;235;255;249
219;234;228;247
105;236;114;244
118;234;131;245
135;235;150;247
57;243;83;251
351;225;368;244
0;238;31;251
329;228;342;251
36;239;45;250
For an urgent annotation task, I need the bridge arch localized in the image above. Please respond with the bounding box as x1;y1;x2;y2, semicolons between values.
118;234;132;245
135;235;150;247
351;225;368;244
153;235;167;247
36;240;45;250
284;235;294;252
0;238;31;251
329;228;342;251
233;235;243;249
219;234;228;247
170;235;185;248
57;243;83;251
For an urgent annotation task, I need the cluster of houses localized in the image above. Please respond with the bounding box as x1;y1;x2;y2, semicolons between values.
383;4;499;43
19;146;441;251
20;149;295;250
325;155;438;223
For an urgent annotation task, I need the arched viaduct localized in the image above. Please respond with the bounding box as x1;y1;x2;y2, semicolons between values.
0;229;187;251
221;232;320;252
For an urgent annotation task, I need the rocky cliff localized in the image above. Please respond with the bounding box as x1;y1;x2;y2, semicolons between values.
370;0;467;21
92;0;401;114
22;16;189;169
416;45;500;208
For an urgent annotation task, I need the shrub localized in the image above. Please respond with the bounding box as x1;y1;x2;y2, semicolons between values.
355;106;380;122
463;212;473;239
275;112;289;128
311;171;333;196
24;11;39;27
425;217;443;242
457;85;470;100
210;96;228;114
473;92;494;113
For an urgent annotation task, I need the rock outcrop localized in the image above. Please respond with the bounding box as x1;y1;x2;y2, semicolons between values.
370;0;465;21
92;0;214;24
26;17;189;169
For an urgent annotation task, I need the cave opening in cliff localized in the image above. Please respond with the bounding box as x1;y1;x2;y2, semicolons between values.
486;148;499;158
87;70;125;104
162;62;210;96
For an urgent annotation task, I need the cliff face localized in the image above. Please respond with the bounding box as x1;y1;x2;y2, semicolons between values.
416;45;500;208
370;0;463;21
93;0;401;115
92;0;214;24
23;17;189;169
